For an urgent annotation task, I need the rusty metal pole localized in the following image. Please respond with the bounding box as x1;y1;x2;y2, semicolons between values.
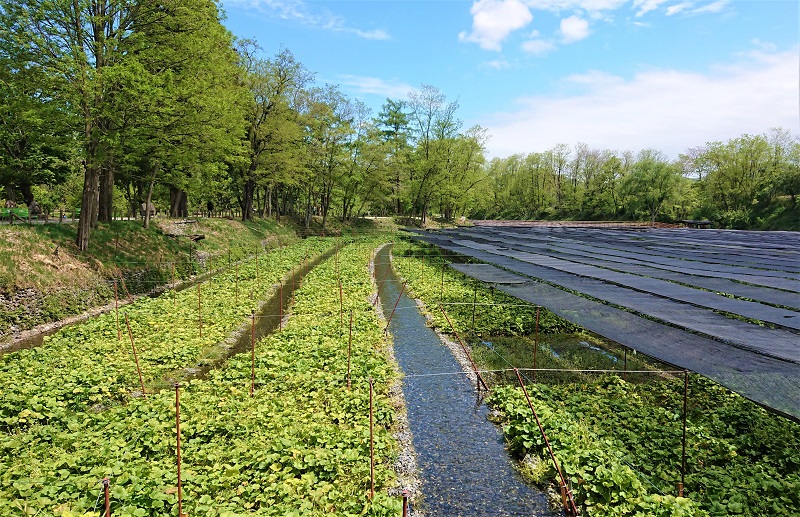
534;307;540;382
103;477;110;517
250;312;256;397
372;253;384;307
385;281;406;333
125;313;146;398
291;267;296;308
347;311;353;391
197;283;202;338
514;368;578;515
114;279;121;340
440;259;445;302
369;377;375;500
402;489;409;517
175;383;183;517
471;281;478;333
439;306;489;391
680;370;689;497
339;279;344;328
623;348;628;380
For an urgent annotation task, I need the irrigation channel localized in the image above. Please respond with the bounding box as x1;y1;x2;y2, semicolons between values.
375;244;556;517
0;246;332;381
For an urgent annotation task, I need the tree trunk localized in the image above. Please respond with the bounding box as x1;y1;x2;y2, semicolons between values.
170;188;182;217
98;164;114;223
76;162;99;251
304;186;314;229
143;165;159;229
266;185;272;218
241;177;255;221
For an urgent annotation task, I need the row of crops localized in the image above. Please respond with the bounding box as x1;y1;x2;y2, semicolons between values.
1;237;401;515
390;240;800;517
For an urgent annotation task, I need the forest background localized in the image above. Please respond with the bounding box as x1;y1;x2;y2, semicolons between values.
2;0;799;253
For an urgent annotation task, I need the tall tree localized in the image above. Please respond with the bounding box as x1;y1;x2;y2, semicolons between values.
407;84;461;224
130;0;248;228
621;150;682;224
375;98;411;214
0;0;144;248
0;32;74;205
236;45;311;221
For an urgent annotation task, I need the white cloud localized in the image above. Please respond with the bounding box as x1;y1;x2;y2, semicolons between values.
665;2;691;15
337;75;416;99
692;0;728;14
560;15;590;42
751;38;777;53
483;59;513;69
483;48;799;159
633;0;670;17
225;0;389;40
523;0;628;12
459;0;534;51
522;38;557;55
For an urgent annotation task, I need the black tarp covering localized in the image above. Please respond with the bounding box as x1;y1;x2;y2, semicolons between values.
410;226;800;421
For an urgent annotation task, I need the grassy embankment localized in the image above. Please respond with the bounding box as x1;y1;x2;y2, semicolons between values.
0;217;303;341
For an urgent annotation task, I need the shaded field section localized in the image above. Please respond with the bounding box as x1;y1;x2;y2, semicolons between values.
409;226;800;421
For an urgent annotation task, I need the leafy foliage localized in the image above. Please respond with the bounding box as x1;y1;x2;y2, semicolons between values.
400;252;800;517
0;238;401;515
390;240;579;336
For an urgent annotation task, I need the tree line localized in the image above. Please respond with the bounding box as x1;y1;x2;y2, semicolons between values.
474;129;799;228
2;0;798;252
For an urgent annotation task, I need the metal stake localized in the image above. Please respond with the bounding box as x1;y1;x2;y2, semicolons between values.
103;477;110;517
175;383;183;516
534;306;540;382
680;370;689;497
369;378;375;500
347;311;353;391
250;312;256;397
114;279;120;340
385;281;406;332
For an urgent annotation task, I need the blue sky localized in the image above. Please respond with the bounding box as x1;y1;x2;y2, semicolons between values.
220;0;799;159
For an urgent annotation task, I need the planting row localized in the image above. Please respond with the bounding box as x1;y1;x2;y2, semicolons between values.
389;241;578;336
0;239;400;515
390;239;800;517
0;238;331;432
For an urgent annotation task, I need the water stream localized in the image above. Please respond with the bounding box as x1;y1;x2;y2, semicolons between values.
375;245;556;517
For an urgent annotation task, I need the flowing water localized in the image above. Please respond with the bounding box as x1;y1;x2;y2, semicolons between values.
375;245;556;517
